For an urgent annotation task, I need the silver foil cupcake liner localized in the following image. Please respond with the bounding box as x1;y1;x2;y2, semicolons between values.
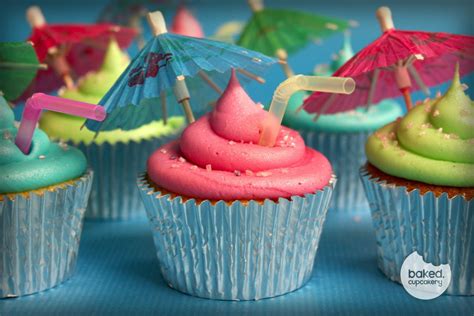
300;130;370;212
137;175;336;300
360;166;473;295
0;170;93;298
75;131;180;220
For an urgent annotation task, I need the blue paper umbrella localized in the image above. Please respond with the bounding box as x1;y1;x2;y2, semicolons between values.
86;11;277;132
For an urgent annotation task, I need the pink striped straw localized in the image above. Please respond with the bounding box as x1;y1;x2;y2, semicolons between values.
15;93;106;154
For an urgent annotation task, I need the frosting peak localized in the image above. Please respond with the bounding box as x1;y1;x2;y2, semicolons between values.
366;65;474;187
147;72;333;200
210;70;266;143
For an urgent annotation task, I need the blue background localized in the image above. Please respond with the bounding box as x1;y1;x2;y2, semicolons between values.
1;0;474;315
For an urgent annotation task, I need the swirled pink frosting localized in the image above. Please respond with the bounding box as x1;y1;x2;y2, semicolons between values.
147;71;333;200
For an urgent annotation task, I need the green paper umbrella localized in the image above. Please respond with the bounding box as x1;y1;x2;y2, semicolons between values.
237;0;351;77
0;42;46;101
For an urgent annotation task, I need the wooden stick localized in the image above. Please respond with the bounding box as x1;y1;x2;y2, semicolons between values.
181;99;195;123
146;11;168;36
173;75;195;123
237;68;265;83
400;87;413;110
276;49;294;78
0;62;47;70
366;68;380;110
376;6;395;32
26;6;46;28
198;71;223;94
312;94;336;122
247;0;264;12
160;91;168;125
408;64;430;96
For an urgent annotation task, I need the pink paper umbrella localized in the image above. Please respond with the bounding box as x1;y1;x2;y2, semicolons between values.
15;93;106;154
302;6;474;116
170;5;204;38
17;6;137;102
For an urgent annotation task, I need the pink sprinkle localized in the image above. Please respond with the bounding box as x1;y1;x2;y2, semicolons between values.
424;105;432;113
461;83;469;91
234;170;241;176
281;168;289;174
249;141;253;145
3;130;12;140
245;170;254;176
256;171;272;177
468;139;474;144
436;91;442;98
289;142;296;148
178;157;186;163
406;122;413;129
170;155;177;160
228;140;236;145
206;164;212;172
423;97;430;103
160;148;168;154
171;164;179;168
443;134;451;140
398;151;406;157
190;165;198;170
432;109;440;117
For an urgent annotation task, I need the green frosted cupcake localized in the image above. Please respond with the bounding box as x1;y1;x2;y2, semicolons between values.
39;39;184;220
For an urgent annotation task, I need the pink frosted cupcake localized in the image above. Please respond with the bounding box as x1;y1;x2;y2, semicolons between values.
138;72;336;300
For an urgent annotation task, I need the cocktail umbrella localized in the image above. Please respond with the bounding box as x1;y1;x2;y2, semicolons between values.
23;6;137;99
85;11;277;132
0;42;47;101
237;0;351;78
303;6;474;116
170;5;204;38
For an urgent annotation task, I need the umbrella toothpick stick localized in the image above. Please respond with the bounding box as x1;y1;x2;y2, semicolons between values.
276;49;295;78
376;6;416;110
147;11;195;124
27;6;75;89
173;75;195;123
366;68;380;110
259;76;355;147
237;68;265;83
198;71;223;94
160;91;168;125
15;93;106;154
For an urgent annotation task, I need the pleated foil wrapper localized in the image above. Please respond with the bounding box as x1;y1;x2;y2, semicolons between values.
137;175;336;300
0;170;93;298
75;132;181;220
300;130;370;212
360;166;473;295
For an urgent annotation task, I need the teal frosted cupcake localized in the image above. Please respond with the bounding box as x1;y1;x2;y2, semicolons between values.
360;68;473;295
283;92;402;212
283;35;402;212
0;97;93;297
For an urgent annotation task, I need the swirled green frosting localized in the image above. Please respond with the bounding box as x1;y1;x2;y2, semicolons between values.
0;96;87;194
366;67;474;187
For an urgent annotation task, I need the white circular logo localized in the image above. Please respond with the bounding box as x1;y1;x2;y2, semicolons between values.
400;251;451;300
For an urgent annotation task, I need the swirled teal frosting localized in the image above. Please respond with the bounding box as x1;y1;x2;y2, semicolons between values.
0;96;87;194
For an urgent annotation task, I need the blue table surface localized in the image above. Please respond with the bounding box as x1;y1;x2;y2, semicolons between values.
1;1;474;314
1;211;473;315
